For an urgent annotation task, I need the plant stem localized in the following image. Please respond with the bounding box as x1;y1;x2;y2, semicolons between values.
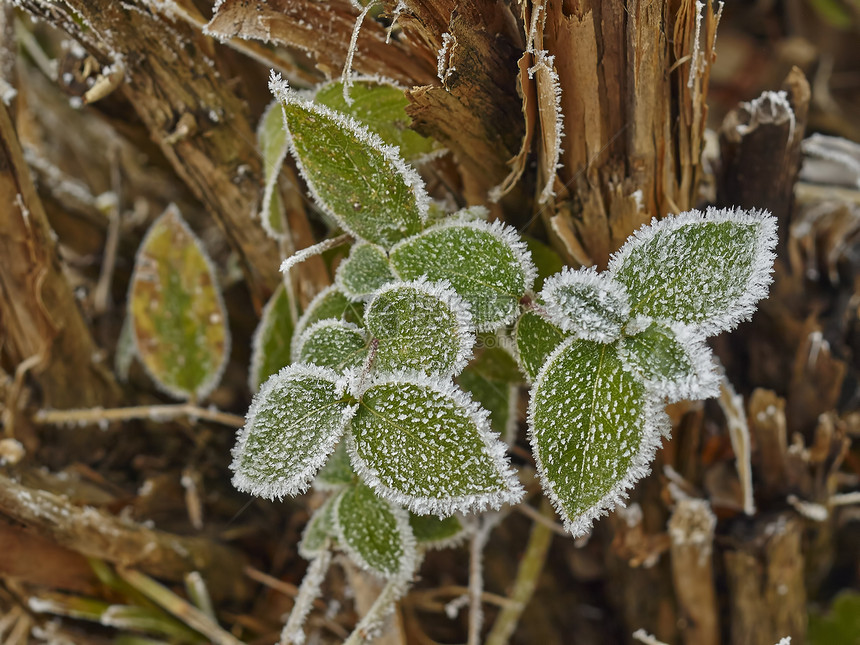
342;577;407;645
280;549;333;645
34;403;245;428
485;498;555;645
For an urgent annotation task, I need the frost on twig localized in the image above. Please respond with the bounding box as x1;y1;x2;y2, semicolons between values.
436;32;457;86
280;548;332;645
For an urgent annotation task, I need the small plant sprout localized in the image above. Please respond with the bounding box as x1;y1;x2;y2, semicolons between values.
235;73;778;640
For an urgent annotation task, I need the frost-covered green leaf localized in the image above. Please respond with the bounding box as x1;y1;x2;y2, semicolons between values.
315;442;356;489
315;77;438;161
128;205;229;401
457;347;522;443
335;242;395;300
348;372;523;516
618;319;719;403
271;74;427;247
607;207;777;336
365;279;474;377
541;267;630;342
514;310;566;382
231;364;357;500
389;219;536;330
334;483;416;580
299;494;339;559
528;338;668;536
249;284;295;392
294;320;369;371
409;513;467;549
295;285;364;338
257;99;289;240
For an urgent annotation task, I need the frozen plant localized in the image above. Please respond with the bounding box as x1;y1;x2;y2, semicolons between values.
232;72;777;642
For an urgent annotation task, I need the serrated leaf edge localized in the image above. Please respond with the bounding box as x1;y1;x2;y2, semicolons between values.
129;204;231;402
291;318;369;367
269;72;430;244
388;218;538;331
526;337;670;537
334;241;394;301
365;277;475;377
606;207;777;337
618;318;721;404
346;370;525;517
540;266;630;343
231;363;357;500
332;486;418;581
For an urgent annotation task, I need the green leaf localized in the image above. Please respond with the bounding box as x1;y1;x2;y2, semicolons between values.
129;205;229;401
528;338;668;536
249;284;295;392
541;267;630;342
299;494;339;559
809;591;860;645
257;99;289;240
456;347;522;443
335;242;395;300
333;483;416;579
409;513;467;549
314;77;438;161
231;364;357;499
522;235;564;292
272;75;427;247
364;279;474;377
618;320;719;403
315;443;356;489
296;285;365;338
389;219;536;331
514;310;566;382
294;320;369;371
348;373;523;516
607;208;777;336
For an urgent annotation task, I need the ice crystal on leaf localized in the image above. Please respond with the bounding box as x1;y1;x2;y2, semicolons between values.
294;285;364;340
541;267;630;342
333;483;417;580
618;319;720;403
347;372;523;516
335;241;396;300
270;73;427;248
314;76;438;161
389;218;537;331
607;207;777;336
529;338;669;537
231;364;356;500
293;319;369;372
365;279;474;377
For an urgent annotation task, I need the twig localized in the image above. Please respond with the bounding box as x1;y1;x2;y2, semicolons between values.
632;629;670;645
468;514;502;645
342;577;409;645
117;568;244;645
485;498;555;645
280;549;332;645
92;146;122;315
35;403;245;428
407;586;518;611
719;378;756;515
514;501;568;536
